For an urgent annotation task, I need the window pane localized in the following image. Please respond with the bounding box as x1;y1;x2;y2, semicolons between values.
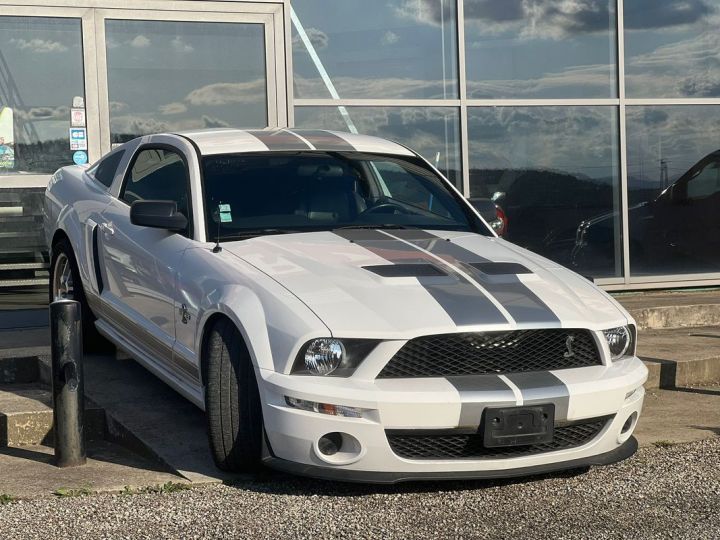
106;20;267;144
464;1;617;98
0;17;84;174
294;106;462;188
468;106;622;278
124;148;189;219
624;0;720;98
626;106;720;276
292;0;458;99
93;150;125;188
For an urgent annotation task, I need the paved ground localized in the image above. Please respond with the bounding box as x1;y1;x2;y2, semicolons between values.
0;437;717;540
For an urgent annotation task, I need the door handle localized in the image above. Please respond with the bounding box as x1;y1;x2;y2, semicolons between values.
100;222;115;236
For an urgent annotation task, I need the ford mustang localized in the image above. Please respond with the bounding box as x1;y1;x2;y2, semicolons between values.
44;128;647;483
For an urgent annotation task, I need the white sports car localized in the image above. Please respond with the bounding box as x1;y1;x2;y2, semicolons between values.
44;128;647;483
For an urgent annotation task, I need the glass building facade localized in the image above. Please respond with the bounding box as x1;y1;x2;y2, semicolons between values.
1;0;720;307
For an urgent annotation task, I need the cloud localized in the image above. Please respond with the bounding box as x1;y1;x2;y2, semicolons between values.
110;115;168;136
624;0;715;30
159;102;188;115
14;105;69;121
185;80;267;106
109;101;128;113
381;31;400;46
292;27;329;51
130;35;150;48
202;115;230;128
171;36;194;53
9;38;67;53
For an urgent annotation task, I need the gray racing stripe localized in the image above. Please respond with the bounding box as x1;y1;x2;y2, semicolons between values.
294;129;356;151
334;229;508;325
447;375;517;428
504;371;570;421
245;130;312;151
387;230;561;325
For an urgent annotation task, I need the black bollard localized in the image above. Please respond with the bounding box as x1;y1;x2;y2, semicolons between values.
50;298;86;467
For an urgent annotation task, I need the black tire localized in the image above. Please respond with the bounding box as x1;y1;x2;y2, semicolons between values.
49;237;112;353
205;318;264;472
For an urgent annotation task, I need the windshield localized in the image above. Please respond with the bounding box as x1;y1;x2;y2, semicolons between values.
202;151;489;241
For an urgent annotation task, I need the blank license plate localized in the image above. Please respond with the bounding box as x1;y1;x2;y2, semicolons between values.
483;404;554;448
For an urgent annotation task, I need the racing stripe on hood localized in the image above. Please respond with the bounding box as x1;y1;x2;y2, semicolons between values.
245;130;313;151
334;229;509;326
386;229;561;325
446;375;518;427
504;371;570;421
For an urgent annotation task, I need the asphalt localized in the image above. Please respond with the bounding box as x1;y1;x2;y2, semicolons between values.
0;437;717;539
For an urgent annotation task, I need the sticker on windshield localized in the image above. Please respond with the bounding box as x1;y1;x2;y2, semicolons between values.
218;204;232;223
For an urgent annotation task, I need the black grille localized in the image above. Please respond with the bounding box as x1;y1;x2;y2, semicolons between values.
378;329;601;378
387;416;611;460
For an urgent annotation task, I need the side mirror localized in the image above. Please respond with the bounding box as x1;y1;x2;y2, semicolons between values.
130;200;188;231
467;197;498;223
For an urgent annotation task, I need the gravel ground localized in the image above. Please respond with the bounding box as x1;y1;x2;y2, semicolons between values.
1;438;718;540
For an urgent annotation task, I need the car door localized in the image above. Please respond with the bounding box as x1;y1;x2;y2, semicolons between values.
97;144;194;370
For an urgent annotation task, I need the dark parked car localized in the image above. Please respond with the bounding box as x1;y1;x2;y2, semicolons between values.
573;150;720;274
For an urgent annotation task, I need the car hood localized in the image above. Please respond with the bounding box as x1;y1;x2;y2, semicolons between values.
223;229;629;338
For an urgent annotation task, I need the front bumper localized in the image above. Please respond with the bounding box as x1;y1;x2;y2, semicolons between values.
259;356;647;482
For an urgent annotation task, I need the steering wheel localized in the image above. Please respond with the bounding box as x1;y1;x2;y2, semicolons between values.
359;201;410;216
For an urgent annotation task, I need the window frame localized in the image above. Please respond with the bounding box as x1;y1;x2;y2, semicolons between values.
87;148;125;189
119;143;195;239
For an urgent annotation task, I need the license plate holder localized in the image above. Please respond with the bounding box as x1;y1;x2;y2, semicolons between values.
483;404;555;448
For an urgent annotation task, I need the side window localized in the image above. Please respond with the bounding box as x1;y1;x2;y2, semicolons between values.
92;150;125;188
121;148;191;225
687;160;720;201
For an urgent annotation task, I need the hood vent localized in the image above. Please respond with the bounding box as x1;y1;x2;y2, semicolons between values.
363;264;447;278
468;262;532;275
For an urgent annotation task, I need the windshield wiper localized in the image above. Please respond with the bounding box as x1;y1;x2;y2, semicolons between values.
220;228;299;240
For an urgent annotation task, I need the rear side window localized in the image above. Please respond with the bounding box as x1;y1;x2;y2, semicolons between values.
92;150;125;188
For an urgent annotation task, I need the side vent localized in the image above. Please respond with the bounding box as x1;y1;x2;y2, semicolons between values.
363;264;447;278
92;225;104;294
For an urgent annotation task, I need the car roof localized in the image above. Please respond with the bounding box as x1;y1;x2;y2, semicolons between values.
172;128;415;157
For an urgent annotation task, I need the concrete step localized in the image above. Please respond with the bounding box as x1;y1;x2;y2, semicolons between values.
615;289;720;330
639;326;720;389
0;384;106;446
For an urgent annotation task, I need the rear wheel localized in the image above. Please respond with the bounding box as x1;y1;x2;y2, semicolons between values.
49;237;111;352
205;318;264;472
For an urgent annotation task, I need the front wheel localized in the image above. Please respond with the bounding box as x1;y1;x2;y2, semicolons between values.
205;319;264;472
49;237;110;352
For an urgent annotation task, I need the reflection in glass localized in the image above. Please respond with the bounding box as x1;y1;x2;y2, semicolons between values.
624;0;720;98
294;106;462;187
464;1;617;98
0;17;84;174
625;106;720;275
106;20;267;143
468;106;621;278
291;0;457;99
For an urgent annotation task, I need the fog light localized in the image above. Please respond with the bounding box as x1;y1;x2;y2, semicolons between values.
318;432;343;456
285;396;366;418
621;412;637;434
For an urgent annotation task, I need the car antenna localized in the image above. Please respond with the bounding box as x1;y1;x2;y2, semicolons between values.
212;203;222;253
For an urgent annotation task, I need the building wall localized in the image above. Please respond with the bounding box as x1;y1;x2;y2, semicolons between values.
1;0;719;307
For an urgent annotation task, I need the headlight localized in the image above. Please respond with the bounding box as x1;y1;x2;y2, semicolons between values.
304;338;344;375
603;325;633;361
293;338;379;376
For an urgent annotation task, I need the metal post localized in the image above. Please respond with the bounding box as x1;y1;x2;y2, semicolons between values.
50;298;86;467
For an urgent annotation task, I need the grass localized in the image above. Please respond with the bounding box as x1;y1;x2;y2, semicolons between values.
0;494;16;505
122;482;191;496
53;486;92;498
652;440;677;448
